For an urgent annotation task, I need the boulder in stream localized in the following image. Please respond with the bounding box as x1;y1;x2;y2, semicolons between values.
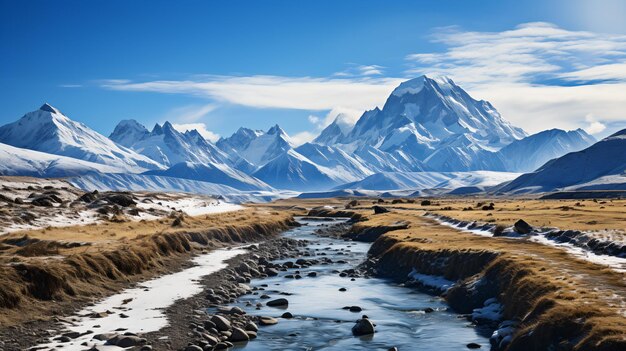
352;317;375;336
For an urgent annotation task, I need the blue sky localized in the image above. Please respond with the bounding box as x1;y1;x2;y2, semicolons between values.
2;0;626;143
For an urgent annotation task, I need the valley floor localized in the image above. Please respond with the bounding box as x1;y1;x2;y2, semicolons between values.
0;185;625;350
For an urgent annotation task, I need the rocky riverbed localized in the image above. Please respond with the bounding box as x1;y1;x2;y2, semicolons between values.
26;217;491;351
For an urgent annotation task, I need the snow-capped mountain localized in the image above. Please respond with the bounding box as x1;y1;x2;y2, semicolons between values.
108;120;274;191
322;75;527;173
143;161;273;191
252;149;343;191
0;142;124;177
313;115;352;145
110;120;229;167
497;129;626;193
498;128;595;172
217;125;294;169
0;104;163;172
294;143;373;182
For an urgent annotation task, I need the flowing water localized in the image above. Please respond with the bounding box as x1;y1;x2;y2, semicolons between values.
218;217;491;350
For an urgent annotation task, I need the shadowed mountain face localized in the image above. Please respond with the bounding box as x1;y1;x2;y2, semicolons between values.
498;129;626;193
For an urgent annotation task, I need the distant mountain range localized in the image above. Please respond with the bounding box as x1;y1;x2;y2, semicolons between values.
497;129;626;193
1;75;619;198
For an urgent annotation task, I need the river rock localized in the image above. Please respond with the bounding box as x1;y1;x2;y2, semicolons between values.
352;318;375;336
211;315;231;331
62;331;80;339
267;298;288;307
114;336;146;348
513;219;533;234
259;316;278;325
183;345;203;351
281;312;293;318
349;306;362;312
265;268;279;276
467;342;482;349
373;205;389;214
244;321;258;332
229;327;250;342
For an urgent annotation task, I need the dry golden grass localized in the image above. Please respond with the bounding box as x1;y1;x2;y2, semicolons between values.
0;206;297;326
424;198;626;233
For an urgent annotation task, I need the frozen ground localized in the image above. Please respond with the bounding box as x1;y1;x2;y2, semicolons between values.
0;177;243;235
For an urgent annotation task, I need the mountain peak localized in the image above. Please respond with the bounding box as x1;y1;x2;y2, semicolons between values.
39;103;61;114
161;121;176;132
151;123;163;135
391;75;456;97
267;124;285;135
109;119;149;147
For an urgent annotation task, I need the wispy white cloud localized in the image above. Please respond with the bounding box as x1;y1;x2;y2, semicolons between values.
290;131;317;146
584;114;607;134
59;84;82;88
407;22;626;134
102;75;400;113
103;76;400;137
334;64;385;77
171;123;220;142
162;103;217;123
406;22;626;86
558;62;626;82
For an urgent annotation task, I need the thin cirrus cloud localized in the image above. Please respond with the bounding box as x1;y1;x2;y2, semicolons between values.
405;22;626;135
101;75;402;133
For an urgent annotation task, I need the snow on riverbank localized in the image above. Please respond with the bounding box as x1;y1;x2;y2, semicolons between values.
38;246;250;350
426;214;626;273
407;269;456;292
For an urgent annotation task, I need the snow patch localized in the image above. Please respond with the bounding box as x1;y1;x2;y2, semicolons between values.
38;246;250;350
408;269;455;292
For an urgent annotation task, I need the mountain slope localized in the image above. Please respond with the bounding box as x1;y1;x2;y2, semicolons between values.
252;150;341;191
0;104;163;172
217;125;294;169
0;142;124;177
338;76;526;156
499;129;595;172
497;129;626;193
294;143;373;182
143;161;273;191
337;171;519;191
309;76;528;172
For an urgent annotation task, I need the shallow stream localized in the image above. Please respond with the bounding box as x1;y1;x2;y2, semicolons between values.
220;217;490;350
